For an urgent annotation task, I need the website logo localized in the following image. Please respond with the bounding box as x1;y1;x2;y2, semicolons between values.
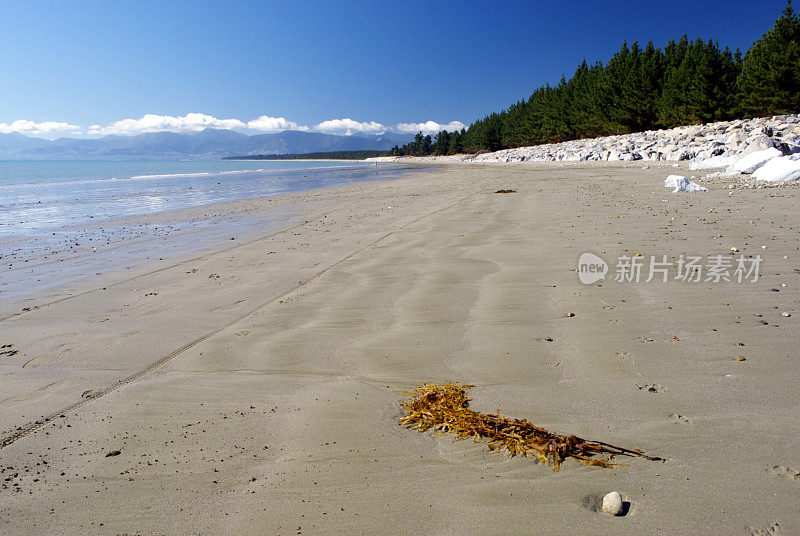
577;253;608;284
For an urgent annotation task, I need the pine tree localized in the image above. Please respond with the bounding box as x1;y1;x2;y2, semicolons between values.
447;129;464;154
736;0;800;116
448;3;796;154
602;41;640;133
432;130;450;155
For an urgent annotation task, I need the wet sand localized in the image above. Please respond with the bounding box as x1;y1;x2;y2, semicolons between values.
0;162;798;535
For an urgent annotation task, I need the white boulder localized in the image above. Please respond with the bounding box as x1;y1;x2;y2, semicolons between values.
752;156;800;182
743;134;779;152
731;148;782;174
690;154;735;170
665;175;708;192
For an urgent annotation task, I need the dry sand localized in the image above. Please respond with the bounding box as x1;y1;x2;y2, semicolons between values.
0;162;798;535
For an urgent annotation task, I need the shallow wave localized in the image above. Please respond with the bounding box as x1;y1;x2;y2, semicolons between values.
128;169;266;179
0;168;267;190
0;163;368;191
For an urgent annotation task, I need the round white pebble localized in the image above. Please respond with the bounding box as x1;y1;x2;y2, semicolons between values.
602;491;624;515
782;312;791;317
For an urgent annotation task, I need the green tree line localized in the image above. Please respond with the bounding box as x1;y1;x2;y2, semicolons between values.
391;2;800;157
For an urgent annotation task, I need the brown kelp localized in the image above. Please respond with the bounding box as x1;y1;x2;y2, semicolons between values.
398;383;659;471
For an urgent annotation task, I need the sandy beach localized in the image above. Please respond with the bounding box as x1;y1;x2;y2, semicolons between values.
1;162;798;535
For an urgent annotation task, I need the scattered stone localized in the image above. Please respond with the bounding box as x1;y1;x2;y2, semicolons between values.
602;491;624;515
105;450;121;457
782;312;791;317
735;355;746;361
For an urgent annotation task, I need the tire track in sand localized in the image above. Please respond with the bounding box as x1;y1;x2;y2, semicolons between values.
0;190;479;450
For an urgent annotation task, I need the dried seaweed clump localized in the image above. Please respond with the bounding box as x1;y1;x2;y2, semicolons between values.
398;383;658;471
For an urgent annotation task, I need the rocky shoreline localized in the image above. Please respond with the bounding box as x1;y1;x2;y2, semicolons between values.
369;114;800;184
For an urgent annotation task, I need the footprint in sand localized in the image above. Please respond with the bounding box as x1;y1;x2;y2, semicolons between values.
749;521;781;536
768;465;799;481
638;383;663;393
669;413;690;424
234;331;251;337
0;344;18;357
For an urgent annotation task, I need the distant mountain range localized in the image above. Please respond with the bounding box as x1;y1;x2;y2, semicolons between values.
0;129;415;160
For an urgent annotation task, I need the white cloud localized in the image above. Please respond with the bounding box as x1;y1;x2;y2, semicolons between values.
395;120;467;135
0;119;81;138
246;115;307;132
88;113;248;136
87;113;310;136
2;113;469;140
312;118;386;136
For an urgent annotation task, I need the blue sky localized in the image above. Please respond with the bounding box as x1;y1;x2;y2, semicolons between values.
0;0;790;138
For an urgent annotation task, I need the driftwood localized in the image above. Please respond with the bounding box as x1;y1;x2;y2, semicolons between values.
398;383;659;471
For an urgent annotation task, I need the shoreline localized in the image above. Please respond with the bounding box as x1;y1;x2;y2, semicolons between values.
0;161;798;534
0;163;430;311
222;158;369;162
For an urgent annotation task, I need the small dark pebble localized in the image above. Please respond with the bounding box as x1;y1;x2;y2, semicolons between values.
105;450;121;457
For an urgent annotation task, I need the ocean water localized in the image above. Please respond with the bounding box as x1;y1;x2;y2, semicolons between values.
0;160;403;237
